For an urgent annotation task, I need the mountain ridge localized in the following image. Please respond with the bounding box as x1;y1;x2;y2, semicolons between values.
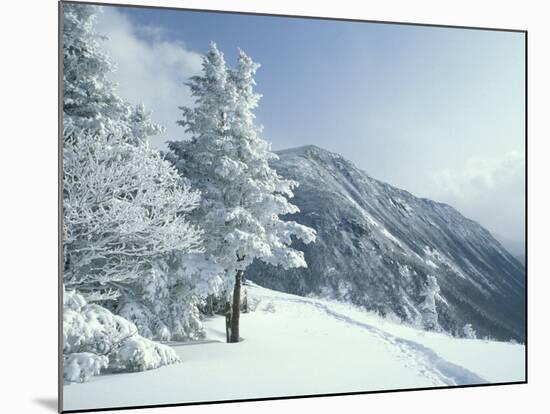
277;145;511;232
248;144;525;341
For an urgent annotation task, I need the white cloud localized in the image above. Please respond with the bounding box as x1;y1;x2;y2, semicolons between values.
95;7;203;149
431;151;525;249
434;151;524;197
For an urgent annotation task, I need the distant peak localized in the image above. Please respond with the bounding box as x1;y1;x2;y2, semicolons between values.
276;144;325;154
276;145;343;159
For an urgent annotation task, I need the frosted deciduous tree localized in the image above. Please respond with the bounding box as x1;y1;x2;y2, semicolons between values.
168;44;316;343
63;130;203;302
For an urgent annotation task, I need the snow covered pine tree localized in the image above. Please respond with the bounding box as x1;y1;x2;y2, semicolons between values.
168;44;316;343
63;3;161;141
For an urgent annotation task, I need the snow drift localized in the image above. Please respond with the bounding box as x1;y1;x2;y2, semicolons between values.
63;283;525;411
63;287;180;383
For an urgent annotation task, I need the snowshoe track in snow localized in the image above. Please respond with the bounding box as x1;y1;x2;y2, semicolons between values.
257;290;488;387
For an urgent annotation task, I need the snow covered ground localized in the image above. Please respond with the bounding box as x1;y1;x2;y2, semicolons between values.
63;283;525;411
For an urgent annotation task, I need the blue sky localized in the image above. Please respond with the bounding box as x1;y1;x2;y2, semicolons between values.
95;5;525;251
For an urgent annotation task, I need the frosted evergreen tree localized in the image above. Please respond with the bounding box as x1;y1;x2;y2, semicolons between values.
419;275;441;331
168;44;316;342
62;3;161;142
116;252;224;341
463;323;477;339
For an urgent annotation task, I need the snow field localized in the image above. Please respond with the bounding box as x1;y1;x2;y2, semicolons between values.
64;283;524;411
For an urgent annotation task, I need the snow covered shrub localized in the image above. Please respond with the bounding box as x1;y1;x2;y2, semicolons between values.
261;301;277;313
419;275;441;331
109;336;180;372
117;254;224;341
63;287;180;382
384;311;404;325
115;301;158;340
117;296;204;342
463;323;477;339
63;353;108;383
64;286;143;356
246;295;262;312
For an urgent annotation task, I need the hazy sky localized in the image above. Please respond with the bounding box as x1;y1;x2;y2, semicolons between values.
94;5;525;251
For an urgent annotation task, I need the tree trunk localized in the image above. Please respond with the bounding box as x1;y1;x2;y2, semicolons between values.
206;295;214;316
242;289;248;314
229;269;242;343
224;300;231;343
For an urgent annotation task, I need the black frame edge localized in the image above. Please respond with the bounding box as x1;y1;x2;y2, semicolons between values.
59;0;527;33
524;30;529;383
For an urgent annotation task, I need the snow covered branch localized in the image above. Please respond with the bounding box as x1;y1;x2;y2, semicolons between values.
63;130;203;298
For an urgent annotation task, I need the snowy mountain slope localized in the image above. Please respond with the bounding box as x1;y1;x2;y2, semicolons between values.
63;283;525;411
247;145;525;342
